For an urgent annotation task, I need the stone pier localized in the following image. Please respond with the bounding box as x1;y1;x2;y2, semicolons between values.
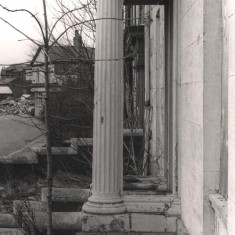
82;0;125;215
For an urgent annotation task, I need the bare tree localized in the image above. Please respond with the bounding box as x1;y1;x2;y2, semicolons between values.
0;1;95;234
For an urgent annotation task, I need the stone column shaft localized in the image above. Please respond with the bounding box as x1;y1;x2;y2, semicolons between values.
82;0;125;214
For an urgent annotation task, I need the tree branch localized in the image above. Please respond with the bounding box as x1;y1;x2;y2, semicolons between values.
0;4;46;43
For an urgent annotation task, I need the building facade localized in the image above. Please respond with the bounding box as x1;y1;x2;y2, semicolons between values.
80;1;235;235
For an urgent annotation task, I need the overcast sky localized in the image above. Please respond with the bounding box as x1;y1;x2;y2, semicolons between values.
0;0;72;68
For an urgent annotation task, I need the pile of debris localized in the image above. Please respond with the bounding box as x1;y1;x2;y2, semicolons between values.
0;96;34;116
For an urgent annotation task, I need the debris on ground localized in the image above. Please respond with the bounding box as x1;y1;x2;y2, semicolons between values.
0;96;34;116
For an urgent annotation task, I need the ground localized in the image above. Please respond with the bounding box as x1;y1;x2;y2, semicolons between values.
0;115;91;214
0;115;44;156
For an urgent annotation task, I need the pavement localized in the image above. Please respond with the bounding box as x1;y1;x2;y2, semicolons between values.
0;115;45;157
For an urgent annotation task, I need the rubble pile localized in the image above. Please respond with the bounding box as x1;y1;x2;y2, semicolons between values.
0;96;34;116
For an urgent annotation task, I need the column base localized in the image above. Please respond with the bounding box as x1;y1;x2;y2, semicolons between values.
82;195;126;215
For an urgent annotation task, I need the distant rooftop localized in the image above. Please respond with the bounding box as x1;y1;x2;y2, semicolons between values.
0;86;12;94
0;77;17;85
31;30;95;66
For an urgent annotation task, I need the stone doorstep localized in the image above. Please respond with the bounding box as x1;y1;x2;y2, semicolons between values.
9;195;181;233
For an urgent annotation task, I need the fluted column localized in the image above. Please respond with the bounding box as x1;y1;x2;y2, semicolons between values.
82;0;125;214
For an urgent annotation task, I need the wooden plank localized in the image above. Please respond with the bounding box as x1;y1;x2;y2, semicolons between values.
124;0;165;5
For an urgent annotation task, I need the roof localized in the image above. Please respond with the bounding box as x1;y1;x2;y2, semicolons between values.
49;46;94;61
0;77;17;85
0;86;13;94
31;45;95;66
1;64;30;74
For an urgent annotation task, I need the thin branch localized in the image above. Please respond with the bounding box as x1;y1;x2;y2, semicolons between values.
48;4;92;40
0;17;40;47
49;17;123;48
0;4;46;43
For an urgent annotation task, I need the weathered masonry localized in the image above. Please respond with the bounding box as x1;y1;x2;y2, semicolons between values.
79;0;235;235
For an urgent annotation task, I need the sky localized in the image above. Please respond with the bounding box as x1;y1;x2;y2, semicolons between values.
0;1;45;66
0;0;75;69
0;0;95;72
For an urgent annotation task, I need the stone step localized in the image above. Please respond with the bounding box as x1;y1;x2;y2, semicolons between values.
13;200;47;213
0;147;38;164
32;147;77;156
14;200;83;213
0;212;82;231
0;136;45;165
0;228;24;235
70;129;143;149
41;187;91;202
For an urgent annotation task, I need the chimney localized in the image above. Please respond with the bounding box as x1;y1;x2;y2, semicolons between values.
73;30;83;48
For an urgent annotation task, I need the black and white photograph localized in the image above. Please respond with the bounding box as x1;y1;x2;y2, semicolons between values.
0;0;233;234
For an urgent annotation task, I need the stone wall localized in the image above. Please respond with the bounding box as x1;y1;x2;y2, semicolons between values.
227;0;235;234
179;0;204;234
203;0;222;234
179;0;222;234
